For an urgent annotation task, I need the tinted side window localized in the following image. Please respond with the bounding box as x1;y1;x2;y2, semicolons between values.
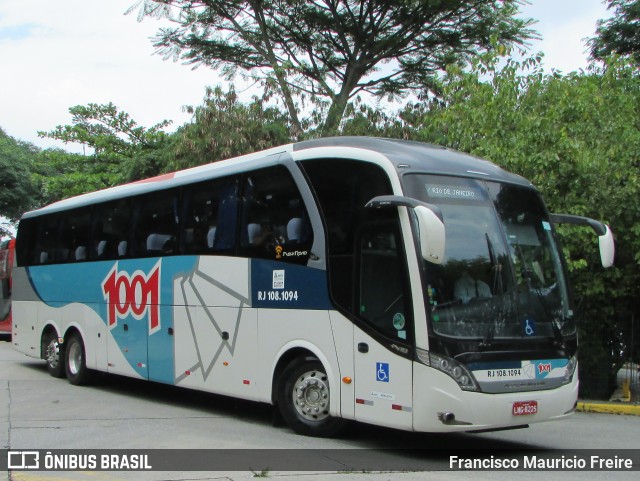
16;218;36;266
181;176;239;255
132;189;179;257
92;199;131;260
59;208;91;262
300;159;394;313
357;220;413;341
240;166;313;264
18;212;90;265
33;215;59;265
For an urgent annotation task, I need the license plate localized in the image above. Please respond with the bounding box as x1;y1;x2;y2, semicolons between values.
512;400;538;416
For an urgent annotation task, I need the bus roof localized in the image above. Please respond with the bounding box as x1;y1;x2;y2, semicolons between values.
294;137;530;184
22;137;531;219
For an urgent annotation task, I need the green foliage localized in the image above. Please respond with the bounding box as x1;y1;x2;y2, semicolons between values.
37;103;174;202
588;0;640;65
0;128;40;232
408;52;640;398
168;87;292;171
31;149;116;205
338;101;408;139
131;0;536;136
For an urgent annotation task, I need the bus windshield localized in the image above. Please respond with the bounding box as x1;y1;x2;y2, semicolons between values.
404;175;572;342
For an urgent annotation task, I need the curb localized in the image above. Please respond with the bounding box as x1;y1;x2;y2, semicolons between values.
577;401;640;416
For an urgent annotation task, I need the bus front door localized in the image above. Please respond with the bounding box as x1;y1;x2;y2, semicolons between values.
353;222;414;430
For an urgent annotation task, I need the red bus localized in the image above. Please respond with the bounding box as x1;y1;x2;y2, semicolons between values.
0;238;15;334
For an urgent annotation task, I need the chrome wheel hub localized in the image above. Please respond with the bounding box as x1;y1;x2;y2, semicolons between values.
292;370;330;421
46;339;60;368
68;342;83;376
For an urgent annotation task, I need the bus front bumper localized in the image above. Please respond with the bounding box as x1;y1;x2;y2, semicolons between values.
412;363;579;433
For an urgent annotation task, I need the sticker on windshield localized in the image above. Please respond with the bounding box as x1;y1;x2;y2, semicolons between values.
425;185;482;201
524;318;536;336
393;313;405;330
542;221;551;231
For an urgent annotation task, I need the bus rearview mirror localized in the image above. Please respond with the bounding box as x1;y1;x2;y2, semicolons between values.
414;205;445;264
365;195;446;265
550;213;615;268
598;225;615;268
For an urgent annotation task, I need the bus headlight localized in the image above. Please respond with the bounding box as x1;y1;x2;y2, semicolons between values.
416;348;480;392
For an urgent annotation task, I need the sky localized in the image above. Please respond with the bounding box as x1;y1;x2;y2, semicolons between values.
0;0;613;152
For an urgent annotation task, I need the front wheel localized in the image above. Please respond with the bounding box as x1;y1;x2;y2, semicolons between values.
278;358;345;437
65;334;91;385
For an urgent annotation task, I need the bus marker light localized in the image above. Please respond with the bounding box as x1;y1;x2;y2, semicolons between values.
185;370;191;376
243;380;250;385
342;377;352;384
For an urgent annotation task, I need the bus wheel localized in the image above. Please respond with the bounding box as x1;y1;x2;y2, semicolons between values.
278;358;345;437
65;334;91;385
43;331;65;378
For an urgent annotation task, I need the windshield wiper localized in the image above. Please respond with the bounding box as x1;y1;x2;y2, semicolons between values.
480;234;503;348
485;233;504;296
480;323;495;348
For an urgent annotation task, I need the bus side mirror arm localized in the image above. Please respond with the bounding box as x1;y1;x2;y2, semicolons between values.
365;195;446;265
550;213;615;268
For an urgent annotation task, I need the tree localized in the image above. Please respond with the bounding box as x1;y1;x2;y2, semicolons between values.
37;103;174;202
31;149;120;205
407;53;640;398
588;0;640;64
130;0;536;136
169;86;292;170
0;128;40;235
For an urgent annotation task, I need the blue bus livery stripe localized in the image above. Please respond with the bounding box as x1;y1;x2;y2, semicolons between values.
25;256;332;379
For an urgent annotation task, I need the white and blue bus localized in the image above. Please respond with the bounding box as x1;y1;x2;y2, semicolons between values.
12;137;614;436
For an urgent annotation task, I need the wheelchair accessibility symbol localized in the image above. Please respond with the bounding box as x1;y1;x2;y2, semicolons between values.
524;319;536;336
376;362;390;382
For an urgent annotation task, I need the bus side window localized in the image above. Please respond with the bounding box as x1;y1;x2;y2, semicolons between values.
300;159;394;315
133;189;179;257
58;208;91;263
15;218;37;266
181;176;239;255
34;215;59;265
92;199;131;260
239;166;313;264
357;222;413;341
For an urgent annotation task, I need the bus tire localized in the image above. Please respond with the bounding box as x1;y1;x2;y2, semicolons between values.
278;358;345;437
65;333;91;385
43;331;65;378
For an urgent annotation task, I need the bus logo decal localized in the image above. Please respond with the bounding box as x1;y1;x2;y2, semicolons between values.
537;363;552;375
102;261;161;334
